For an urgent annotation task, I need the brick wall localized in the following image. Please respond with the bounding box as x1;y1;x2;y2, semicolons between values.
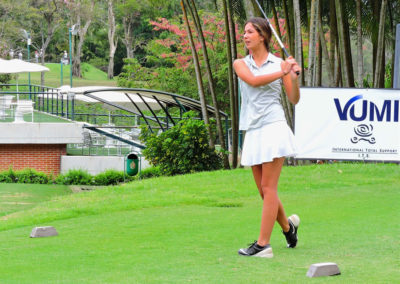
0;144;67;176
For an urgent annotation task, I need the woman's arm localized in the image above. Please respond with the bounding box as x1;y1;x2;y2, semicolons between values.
282;57;301;105
233;59;290;88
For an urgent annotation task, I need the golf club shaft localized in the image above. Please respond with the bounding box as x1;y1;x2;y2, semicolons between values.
253;0;300;75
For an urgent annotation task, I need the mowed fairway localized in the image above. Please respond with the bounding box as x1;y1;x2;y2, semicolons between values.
0;163;399;283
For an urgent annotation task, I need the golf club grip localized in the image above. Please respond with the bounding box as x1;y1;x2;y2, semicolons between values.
283;48;300;77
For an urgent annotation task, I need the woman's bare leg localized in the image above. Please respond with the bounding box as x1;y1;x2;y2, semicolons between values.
252;162;290;234
257;157;285;246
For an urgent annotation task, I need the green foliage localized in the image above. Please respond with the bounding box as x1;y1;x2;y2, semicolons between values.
0;168;49;184
55;169;93;185
117;12;244;113
0;74;11;86
14;169;50;184
140;111;223;176
94;169;126;186
117;58;154;88
138;166;161;179
385;63;392;88
0;167;164;186
0;170;13;183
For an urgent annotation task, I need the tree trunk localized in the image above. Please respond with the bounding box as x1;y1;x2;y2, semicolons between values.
335;0;349;87
374;0;387;88
72;0;95;78
122;16;134;58
282;0;294;55
227;0;239;169
307;0;319;86
107;0;118;79
40;27;56;86
272;1;285;59
243;0;261;19
186;0;228;166
272;0;294;127
356;0;364;87
293;0;303;86
335;41;342;86
316;38;322;86
388;0;395;88
180;0;213;147
318;0;334;86
329;0;338;86
371;0;380;80
342;2;355;87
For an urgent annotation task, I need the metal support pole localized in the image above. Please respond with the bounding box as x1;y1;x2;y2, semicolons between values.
27;34;31;99
69;29;73;88
394;24;400;89
60;59;63;86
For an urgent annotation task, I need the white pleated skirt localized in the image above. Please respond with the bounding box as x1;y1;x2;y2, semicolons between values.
241;120;297;166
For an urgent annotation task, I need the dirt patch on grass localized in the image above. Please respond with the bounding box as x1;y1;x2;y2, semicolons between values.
1;202;33;205
0;193;32;198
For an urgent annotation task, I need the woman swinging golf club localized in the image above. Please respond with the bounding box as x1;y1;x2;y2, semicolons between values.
233;17;301;258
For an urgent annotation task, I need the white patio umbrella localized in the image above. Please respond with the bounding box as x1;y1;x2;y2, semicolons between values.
0;59;49;100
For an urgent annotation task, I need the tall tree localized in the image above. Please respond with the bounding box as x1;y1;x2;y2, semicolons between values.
180;0;213;147
318;0;334;86
185;0;229;167
107;0;118;79
307;0;319;86
329;0;339;86
355;0;364;87
282;0;294;55
68;0;96;78
21;0;66;86
271;0;285;59
227;0;239;168
373;0;387;88
116;0;148;59
335;0;354;87
293;0;303;85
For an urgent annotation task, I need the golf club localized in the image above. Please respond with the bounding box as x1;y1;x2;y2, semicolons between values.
253;0;300;75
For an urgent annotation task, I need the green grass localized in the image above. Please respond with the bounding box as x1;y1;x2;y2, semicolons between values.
0;110;72;123
0;163;399;283
8;63;117;88
0;183;71;217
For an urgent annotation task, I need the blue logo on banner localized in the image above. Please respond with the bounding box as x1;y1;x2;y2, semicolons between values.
351;124;376;144
334;94;399;122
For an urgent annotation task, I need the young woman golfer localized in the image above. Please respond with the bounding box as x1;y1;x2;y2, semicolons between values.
233;17;301;258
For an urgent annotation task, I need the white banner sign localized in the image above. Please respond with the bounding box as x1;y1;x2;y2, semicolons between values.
295;88;400;161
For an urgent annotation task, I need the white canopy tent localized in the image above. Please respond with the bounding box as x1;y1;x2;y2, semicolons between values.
0;58;49;101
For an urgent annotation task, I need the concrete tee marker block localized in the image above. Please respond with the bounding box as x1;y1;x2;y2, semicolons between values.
306;262;341;278
30;226;58;238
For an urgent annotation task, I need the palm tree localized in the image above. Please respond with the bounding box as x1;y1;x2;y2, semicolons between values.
180;0;213;147
373;0;387;88
355;0;364;87
184;0;229;168
307;0;319;86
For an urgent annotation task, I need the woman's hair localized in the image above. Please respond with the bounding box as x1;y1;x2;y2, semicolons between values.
245;17;272;51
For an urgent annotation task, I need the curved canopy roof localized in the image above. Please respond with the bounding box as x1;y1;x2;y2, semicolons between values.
58;86;228;133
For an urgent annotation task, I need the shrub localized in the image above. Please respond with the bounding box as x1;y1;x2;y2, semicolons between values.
55;169;93;185
14;169;50;184
138;166;161;179
140;111;223;176
0;169;13;183
94;170;125;186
